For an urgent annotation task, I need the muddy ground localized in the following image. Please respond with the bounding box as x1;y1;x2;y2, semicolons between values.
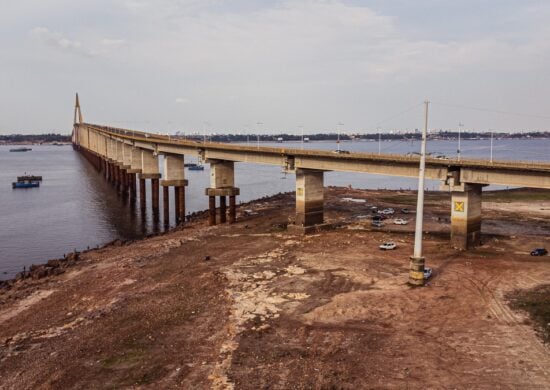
1;187;549;389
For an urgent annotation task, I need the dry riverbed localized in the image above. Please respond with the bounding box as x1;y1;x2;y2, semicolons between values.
1;187;549;389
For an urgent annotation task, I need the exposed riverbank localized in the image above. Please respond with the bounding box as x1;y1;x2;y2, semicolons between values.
1;187;549;388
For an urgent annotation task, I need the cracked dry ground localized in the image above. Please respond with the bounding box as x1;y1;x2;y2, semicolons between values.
1;188;550;389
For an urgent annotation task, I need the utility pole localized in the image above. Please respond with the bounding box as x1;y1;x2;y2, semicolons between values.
256;122;263;149
409;100;429;286
458;122;463;161
299;125;304;149
377;127;381;155
490;130;494;163
337;122;344;152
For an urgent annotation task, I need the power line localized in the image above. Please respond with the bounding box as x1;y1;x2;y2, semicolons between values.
370;102;424;129
432;101;550;121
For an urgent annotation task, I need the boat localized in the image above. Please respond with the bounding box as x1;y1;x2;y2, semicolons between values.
17;175;42;182
188;165;205;171
12;180;40;189
184;163;198;168
9;147;32;152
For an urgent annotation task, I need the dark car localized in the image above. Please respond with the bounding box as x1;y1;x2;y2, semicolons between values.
530;248;548;256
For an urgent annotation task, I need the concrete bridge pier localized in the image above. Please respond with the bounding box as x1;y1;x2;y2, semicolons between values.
139;178;146;211
295;168;324;228
161;154;188;225
141;149;161;214
127;147;142;200
162;186;170;225
206;160;240;225
450;183;484;250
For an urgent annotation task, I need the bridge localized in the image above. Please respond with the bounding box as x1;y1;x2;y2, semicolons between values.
71;95;550;250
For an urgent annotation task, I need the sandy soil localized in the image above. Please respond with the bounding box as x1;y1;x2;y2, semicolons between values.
1;187;549;389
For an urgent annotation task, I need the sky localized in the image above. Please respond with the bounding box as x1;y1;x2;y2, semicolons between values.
1;0;549;134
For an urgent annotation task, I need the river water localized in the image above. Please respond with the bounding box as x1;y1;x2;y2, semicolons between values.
1;138;548;279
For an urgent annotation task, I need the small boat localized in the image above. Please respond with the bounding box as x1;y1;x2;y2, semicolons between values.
188;165;205;171
12;180;40;189
9;147;32;152
184;163;198;168
17;175;42;182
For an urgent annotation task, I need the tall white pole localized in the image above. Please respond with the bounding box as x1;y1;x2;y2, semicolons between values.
490;131;494;163
458;122;463;161
256;122;262;149
413;101;429;259
378;129;381;155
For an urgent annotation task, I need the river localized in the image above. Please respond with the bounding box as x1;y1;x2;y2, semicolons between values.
1;137;548;279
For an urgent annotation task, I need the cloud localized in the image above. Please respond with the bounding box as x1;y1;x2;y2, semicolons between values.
29;27;96;57
6;1;550;132
175;97;190;104
100;38;126;47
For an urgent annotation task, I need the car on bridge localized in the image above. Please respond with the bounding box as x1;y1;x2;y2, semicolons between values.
530;248;548;256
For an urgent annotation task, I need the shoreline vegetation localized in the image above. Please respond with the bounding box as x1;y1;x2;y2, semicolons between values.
2;130;550;145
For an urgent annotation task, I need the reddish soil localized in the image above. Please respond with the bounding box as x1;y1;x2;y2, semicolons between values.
1;187;549;389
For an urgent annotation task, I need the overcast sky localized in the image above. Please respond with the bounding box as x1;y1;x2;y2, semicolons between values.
1;0;549;134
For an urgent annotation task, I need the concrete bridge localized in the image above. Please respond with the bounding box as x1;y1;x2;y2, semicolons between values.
71;96;550;249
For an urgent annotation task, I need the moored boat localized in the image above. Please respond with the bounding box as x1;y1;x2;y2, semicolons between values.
9;147;32;152
12;180;40;189
17;175;42;182
188;165;205;171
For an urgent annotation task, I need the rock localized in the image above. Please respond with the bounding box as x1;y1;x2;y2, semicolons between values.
47;259;61;268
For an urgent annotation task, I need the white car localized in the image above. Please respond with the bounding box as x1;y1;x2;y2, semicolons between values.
393;218;409;225
424;267;433;279
379;242;397;250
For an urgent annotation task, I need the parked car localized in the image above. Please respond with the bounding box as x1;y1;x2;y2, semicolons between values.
371;220;384;228
373;214;387;220
401;208;410;214
379;241;396;250
380;208;395;215
332;149;350;154
424;267;433;279
530;248;548;256
393;218;409;225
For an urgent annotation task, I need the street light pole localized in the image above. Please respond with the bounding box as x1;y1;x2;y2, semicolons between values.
337;122;343;152
256;122;263;149
377;127;381;155
458;122;463;161
490;130;494;163
409;100;429;286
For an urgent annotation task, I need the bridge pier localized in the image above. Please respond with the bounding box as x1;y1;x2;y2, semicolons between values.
161;154;188;225
140;149;161;213
163;186;170;225
206;160;240;225
139;178;146;210
295;168;324;227
450;183;484;250
127;146;143;200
